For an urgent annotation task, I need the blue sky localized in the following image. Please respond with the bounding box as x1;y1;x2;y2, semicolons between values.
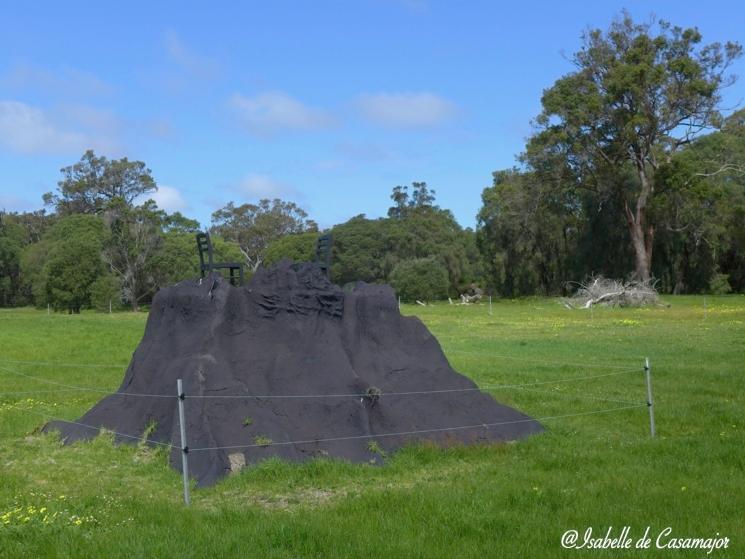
1;1;744;229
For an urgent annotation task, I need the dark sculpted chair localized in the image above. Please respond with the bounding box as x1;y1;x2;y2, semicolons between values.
315;233;333;279
195;231;244;286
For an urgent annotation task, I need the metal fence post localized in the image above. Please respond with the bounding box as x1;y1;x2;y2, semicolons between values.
177;379;191;505
644;358;656;438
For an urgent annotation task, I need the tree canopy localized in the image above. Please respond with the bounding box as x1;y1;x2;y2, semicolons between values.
211;199;318;272
527;12;742;281
44;150;157;216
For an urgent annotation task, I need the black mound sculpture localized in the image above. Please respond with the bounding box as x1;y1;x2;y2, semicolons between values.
45;261;543;486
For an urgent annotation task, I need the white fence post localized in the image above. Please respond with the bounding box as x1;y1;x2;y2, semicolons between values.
177;379;191;505
644;358;656;438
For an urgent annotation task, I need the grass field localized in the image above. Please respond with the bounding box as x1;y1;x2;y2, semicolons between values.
0;296;743;558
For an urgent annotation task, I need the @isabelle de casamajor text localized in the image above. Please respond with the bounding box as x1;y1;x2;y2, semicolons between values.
561;526;730;554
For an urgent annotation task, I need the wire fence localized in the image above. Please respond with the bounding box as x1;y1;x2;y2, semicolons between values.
5;404;172;448
5;398;646;454
187;404;647;452
0;387;95;396
0;359;645;445
442;347;635;370
0;349;636;371
0;351;657;505
0;365;171;398
0;362;642;401
498;384;641;406
0;359;126;369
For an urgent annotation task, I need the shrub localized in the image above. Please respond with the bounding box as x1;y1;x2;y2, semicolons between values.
709;273;732;295
24;214;106;313
390;257;449;302
90;274;123;312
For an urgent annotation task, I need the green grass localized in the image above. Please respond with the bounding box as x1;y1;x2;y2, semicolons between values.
0;296;743;558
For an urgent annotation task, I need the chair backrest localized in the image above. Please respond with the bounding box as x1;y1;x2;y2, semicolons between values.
196;232;214;271
315;234;333;277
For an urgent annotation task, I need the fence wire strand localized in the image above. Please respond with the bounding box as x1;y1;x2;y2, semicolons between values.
442;347;635;370
6;403;172;448
1;349;636;371
183;368;641;400
188;404;647;452
5;400;645;454
501;384;643;406
0;364;641;401
0;388;94;397
0;359;126;369
0;365;172;399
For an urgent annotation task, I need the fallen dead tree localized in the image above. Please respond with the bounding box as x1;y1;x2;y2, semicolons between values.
448;285;484;306
459;284;483;305
563;276;660;308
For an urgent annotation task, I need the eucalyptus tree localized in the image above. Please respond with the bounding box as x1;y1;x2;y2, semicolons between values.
527;12;741;281
44;150;156;215
210;199;317;272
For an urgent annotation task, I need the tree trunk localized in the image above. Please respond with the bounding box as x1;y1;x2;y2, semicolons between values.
629;221;652;282
625;163;655;282
130;283;140;312
125;274;139;312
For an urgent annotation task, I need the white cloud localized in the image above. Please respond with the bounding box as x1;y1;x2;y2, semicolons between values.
230;92;334;136
164;30;219;78
150;185;188;213
0;101;87;154
236;174;293;198
0;100;128;155
1;63;113;97
356;92;456;128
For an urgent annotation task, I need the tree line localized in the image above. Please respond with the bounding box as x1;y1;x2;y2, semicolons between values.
0;12;743;310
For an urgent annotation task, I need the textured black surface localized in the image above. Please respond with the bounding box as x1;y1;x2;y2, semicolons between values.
45;261;543;486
